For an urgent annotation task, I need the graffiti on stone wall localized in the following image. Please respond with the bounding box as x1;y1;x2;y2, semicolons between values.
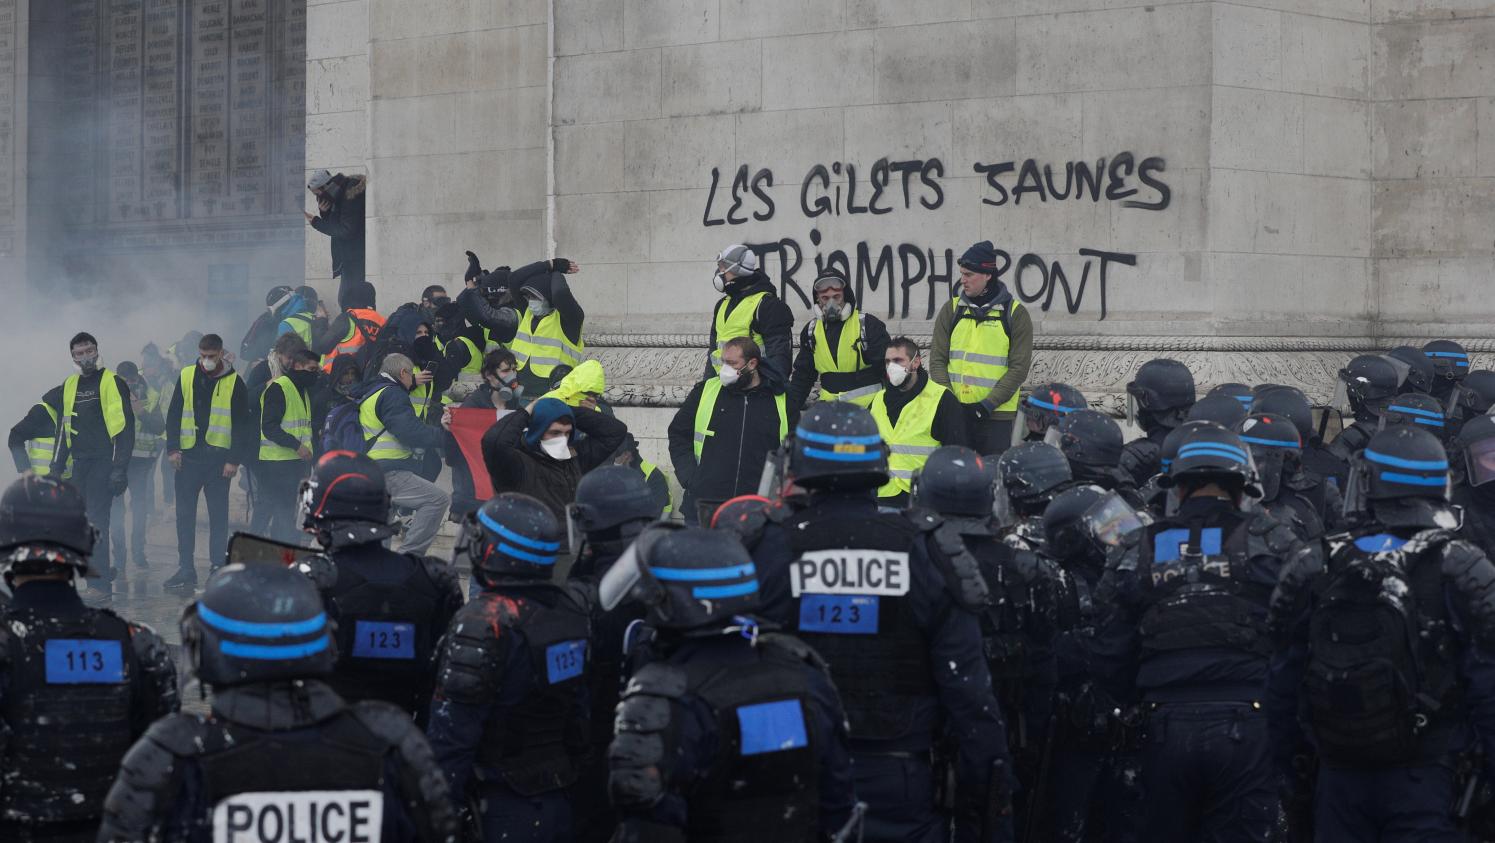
700;154;1169;321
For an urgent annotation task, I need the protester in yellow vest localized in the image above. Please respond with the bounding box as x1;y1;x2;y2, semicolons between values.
110;361;165;572
512;259;585;398
787;267;890;422
6;332;136;590
164;333;252;592
277;285;322;346
870;337;970;507
669;337;788;526
705;244;794;380
250;349;319;542
433;304;489;404
929;240;1035;457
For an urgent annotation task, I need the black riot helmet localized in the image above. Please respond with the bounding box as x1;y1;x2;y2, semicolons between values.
1334;354;1408;421
710;495;773;545
912;446;995;517
1379;392;1449;442
1187;394;1249;429
1458;415;1495;488
1236;413;1302;501
1387;346;1437;396
1015;382;1088;443
570;465;660;553
1157;421;1260;498
459;493;562;587
1249;385;1314;444
1446;370;1495;425
1207;383;1254;411
298;451;394;548
598;525;760;633
1424;339;1471;395
789;402;888;491
1125;358;1196;431
1344;426;1455;530
1057;409;1124;470
1042;484;1110;561
996;442;1073;520
180;563;336;688
0;476;99;578
265;285;295;309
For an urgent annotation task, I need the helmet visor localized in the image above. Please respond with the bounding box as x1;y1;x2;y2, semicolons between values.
565;503;583;558
991;472;1014;528
226;531;319;569
1080;493;1146;548
1379;354;1413;392
1330;377;1353;416
597;526;674;611
1466;437;1495;487
1043;425;1063;449
1125;391;1140;427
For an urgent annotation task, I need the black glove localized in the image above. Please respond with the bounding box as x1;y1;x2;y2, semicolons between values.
109;471;128;497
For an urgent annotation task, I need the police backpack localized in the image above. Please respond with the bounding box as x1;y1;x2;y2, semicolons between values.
1303;530;1457;767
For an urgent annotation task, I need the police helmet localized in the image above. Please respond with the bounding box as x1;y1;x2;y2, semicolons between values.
181;563;336;688
572;465;660;537
1446;370;1495;424
1057;409;1124;469
1207;383;1254;410
996;442;1073;517
1387;346;1437;396
1458;415;1495;488
1249;386;1314;444
1125;358;1196;429
298;451;393;547
1379;392;1448;439
789;403;888;491
1236;413;1302;501
1424;339;1471;386
1157;421;1260;497
912;446;995;518
710;495;773;545
459;493;562;586
598;525;759;632
1346;426;1454;529
1016;383;1088;443
0;476;99;578
1187;394;1249;429
1334;354;1407;418
1042;484;1110;561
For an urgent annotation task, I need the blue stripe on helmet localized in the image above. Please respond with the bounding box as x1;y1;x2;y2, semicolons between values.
652;563;756;582
1025;396;1078;413
1457;360;1470;367
795;428;882;446
499;542;557;565
1177;443;1249;462
1425;351;1469;360
198;604;326;638
1178;441;1249;459
1175;447;1247;464
692;581;759;599
1379;471;1448;487
1387;404;1443;420
477;509;561;552
1239;434;1297;448
220;635;332;661
802;446;884;462
1413;418;1445;428
1233;395;1253;406
1363;448;1447;471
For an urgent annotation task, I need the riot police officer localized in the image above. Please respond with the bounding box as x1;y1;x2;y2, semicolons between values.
1380;392;1451;447
1206;382;1253;410
1012;382;1087;445
1186;393;1248;429
994;441;1075;542
746;402;1013;843
1268;426;1495;841
98;562;459;842
1328;353;1409;463
1452;414;1495;558
426;493;590;843
600;525;858;842
1251;384;1347;490
1120;358;1196;486
1092;422;1300;842
1040;484;1148;843
1447;369;1495;429
1236;412;1327;540
299;450;463;718
0;476;177;843
1422;338;1471;403
566;465;663;843
1055;410;1141;504
1387;345;1438;396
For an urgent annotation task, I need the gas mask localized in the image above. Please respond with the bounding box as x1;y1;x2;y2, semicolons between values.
74;353;99;374
885;362;910;387
816;300;848;321
712;270;728;293
526;296;553;318
541;436;573;461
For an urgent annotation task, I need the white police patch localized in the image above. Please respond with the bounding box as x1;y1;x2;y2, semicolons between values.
212;790;383;843
790;550;910;597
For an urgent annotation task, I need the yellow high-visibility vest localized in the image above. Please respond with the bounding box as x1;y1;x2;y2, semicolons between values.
258;376;312;461
177;366;237;450
692;378;787;460
512;309;583;380
869;378;946;498
947;295;1021;412
132;386;163;459
25;403;67;478
709;292;767;370
812;312;878;407
62;369;127;449
359;384;413;462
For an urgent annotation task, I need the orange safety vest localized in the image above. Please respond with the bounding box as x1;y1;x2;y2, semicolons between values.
320;308;386;372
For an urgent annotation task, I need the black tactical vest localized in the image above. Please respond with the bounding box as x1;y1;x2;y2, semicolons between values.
477;588;591;795
324;553;445;715
678;637;822;843
0;606;138;824
1137;514;1273;658
785;508;934;740
965;528;1059;685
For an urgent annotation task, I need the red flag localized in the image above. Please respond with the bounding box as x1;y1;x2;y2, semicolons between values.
448;408;501;500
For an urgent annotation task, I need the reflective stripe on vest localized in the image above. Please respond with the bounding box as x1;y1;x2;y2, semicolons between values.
512;309;583;378
869;378;946;497
947;295;1020;410
359;384;412;462
258;376;312;461
62;369;127;451
283;312;315;346
411;366;434;421
639;459;673;514
177;365;237;450
812;312;878;407
692;378;787;460
25;403;65;477
710;292;768;370
321;308;386;372
132;387;163;458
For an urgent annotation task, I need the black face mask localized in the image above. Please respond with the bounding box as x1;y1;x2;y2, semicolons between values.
287;369;318;391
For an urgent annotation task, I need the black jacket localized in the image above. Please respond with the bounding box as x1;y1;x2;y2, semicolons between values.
164;364;255;465
703;274;794;382
787;309;890;421
309;174;367;286
668;377;785;504
8;371;136;473
877;370;969;450
480;405;629;525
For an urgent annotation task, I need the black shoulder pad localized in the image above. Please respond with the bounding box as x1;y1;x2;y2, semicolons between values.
352;701;462;841
559;580;597;615
757;631;831;674
140;712;213;758
908;508;943;533
621;662;688;700
435;603;504;704
931;523;991;610
419;555;462;592
1267;544;1326;646
1111;534;1141;574
298;553;339;590
98;724;190;841
1440;539;1495;645
1248;512;1300;557
348;700;419;747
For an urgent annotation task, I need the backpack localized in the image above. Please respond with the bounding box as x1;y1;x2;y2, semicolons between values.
322;402;369;454
1303;531;1455;767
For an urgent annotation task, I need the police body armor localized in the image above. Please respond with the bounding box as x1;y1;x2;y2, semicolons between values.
0;607;139;824
781;506;934;740
324;553;449;715
614;635;823;843
1135;513;1275;659
473;588;591;795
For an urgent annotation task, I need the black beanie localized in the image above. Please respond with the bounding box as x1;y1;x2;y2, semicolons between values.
958;241;1000;275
